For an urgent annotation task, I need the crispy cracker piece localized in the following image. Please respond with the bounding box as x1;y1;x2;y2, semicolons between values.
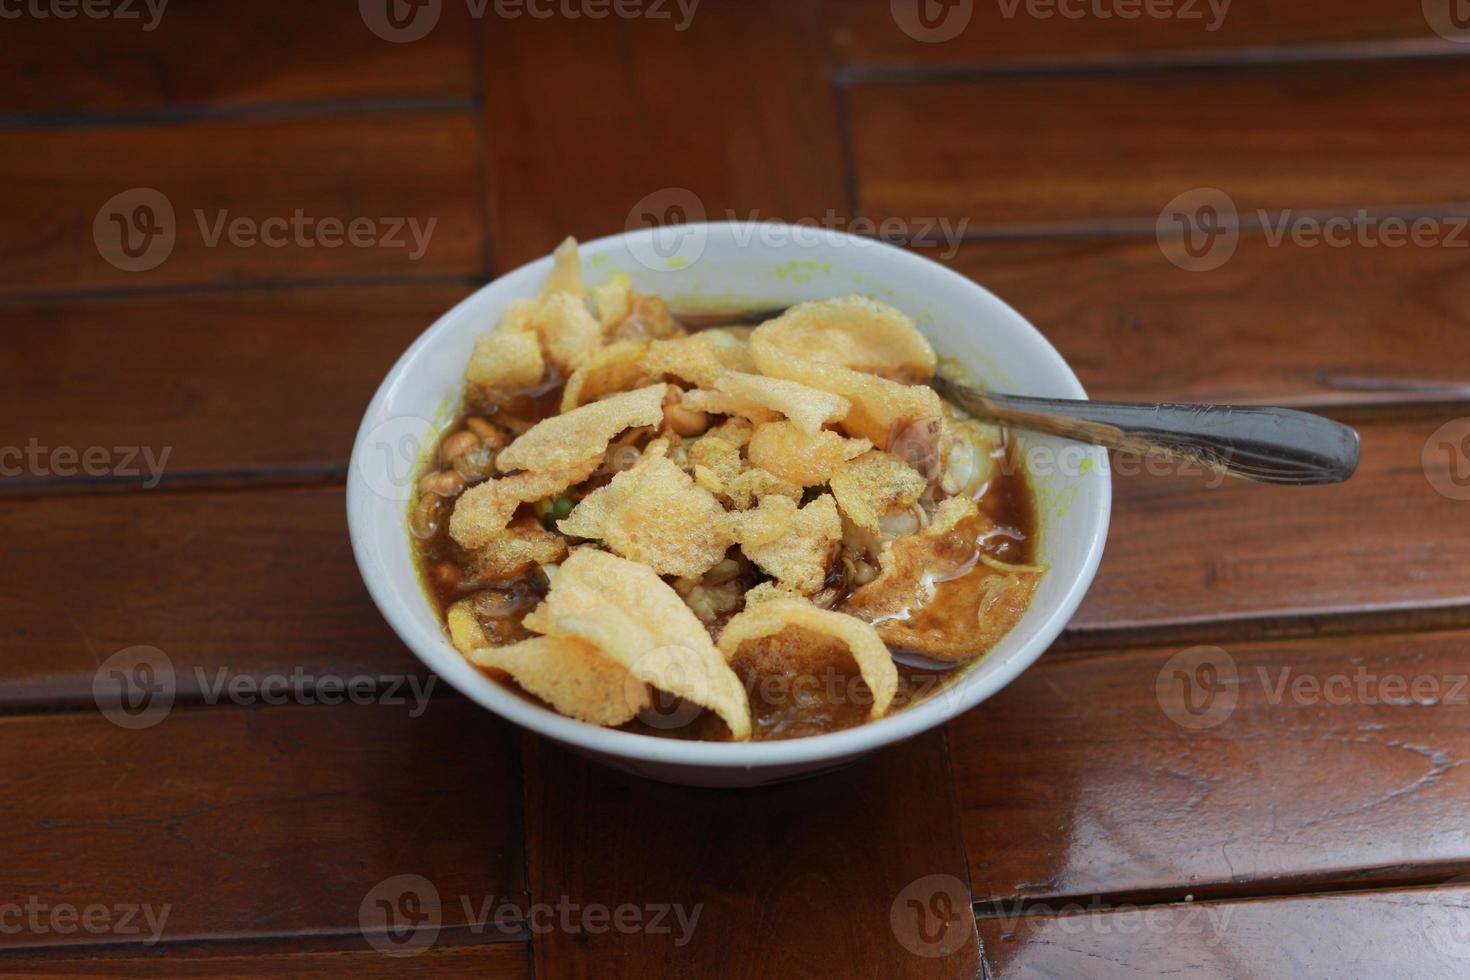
718;598;898;720
843;496;1036;661
682;389;780;425
449;454;601;548
465;517;568;583
558;451;730;577
560;339;651;412
711;371;850;434
469;635;650;726
750;340;940;449
466;299;546;394
540;236;586;299
642;332;755;388
533;549;752;739
535;291;604;374
752;296;936;382
591;274;632;329
497;383;668;474
741;493;841;594
727;469;802;511
829;450;928;533
722;494;798;548
616;293;686;342
746;421;872;487
741;581;800;607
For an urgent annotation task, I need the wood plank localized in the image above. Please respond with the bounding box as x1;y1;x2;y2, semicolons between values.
0;1;476;117
0;700;524;947
0;113;483;295
1068;415;1470;646
521;731;982;979
0;283;474;482
951;628;1470;903
978;885;1470;978
848;59;1470;229
0;486;424;706
483;0;848;270
829;0;1458;69
944;235;1470;408
0;935;530;977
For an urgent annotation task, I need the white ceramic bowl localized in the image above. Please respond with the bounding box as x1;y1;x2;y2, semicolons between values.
348;222;1110;787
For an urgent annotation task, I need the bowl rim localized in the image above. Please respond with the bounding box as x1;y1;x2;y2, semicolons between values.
348;221;1111;770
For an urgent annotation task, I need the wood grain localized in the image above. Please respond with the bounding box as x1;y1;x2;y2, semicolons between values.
0;113;483;295
979;885;1470;978
0;934;530;977
829;0;1458;69
950;629;1470;903
521;732;982;979
944;235;1470;408
848;59;1470;229
0;700;524;947
0;1;476;117
483;0;849;270
0;486;423;707
0;283;474;482
1067;416;1470;647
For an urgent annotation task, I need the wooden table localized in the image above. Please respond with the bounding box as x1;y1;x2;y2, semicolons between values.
4;2;1470;976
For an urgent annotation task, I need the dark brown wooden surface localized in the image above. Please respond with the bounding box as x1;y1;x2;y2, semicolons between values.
4;1;1469;976
0;702;524;944
847;58;1470;230
521;732;981;979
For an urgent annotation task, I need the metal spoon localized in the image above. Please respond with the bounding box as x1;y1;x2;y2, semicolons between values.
672;307;1361;485
931;375;1360;485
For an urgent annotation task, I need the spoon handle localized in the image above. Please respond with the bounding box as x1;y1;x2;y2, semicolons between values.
932;379;1361;485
